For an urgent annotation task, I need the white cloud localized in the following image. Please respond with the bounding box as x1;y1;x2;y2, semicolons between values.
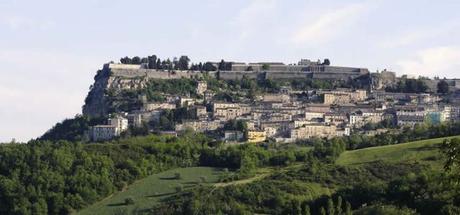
397;46;460;78
291;2;371;45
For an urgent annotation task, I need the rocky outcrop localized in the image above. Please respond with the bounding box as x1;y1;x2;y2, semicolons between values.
82;63;206;118
82;65;150;117
82;68;111;118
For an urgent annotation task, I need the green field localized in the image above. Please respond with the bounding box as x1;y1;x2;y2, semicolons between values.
78;167;225;215
336;136;460;167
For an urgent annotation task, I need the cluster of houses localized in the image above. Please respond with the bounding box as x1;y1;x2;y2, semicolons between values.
89;79;460;142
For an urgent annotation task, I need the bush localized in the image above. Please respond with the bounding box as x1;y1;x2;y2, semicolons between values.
199;176;207;183
124;197;135;205
175;184;184;193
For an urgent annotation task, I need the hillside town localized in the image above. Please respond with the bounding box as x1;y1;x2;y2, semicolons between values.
84;58;460;143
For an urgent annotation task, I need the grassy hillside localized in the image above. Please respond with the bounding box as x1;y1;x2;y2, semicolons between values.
336;135;460;167
78;167;224;215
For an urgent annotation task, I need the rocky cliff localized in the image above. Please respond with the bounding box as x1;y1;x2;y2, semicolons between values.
82;64;149;117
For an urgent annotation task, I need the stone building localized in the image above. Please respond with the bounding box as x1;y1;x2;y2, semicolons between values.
322;90;367;105
90;116;128;141
395;105;426;127
290;124;338;139
90;125;118;141
196;81;207;95
247;130;266;143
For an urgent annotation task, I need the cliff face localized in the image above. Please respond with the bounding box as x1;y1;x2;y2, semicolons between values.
82;65;149;118
82;68;111;118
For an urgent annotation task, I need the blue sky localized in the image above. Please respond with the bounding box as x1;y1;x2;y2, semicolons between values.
1;0;460;142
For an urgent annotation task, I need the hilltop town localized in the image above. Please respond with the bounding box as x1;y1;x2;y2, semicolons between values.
81;56;460;143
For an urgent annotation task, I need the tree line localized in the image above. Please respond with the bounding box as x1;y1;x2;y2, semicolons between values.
119;55;238;72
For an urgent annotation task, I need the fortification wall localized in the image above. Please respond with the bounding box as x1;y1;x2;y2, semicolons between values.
312;71;363;80
218;71;260;80
110;68;208;79
265;71;312;80
455;80;460;89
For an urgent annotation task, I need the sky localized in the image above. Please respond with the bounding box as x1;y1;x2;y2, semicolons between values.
1;0;460;142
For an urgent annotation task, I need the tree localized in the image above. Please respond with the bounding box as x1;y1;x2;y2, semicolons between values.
175;184;184;193
323;58;331;65
124;197;135;205
262;64;270;70
442;138;460;177
437;80;450;94
336;196;343;215
218;60;226;70
345;202;352;215
156;58;162;69
327;198;335;215
218;60;232;71
148;55;158;69
120;56;132;64
177;55;190;70
302;205;311;215
203;62;217;71
320;207;326;215
132;56;141;64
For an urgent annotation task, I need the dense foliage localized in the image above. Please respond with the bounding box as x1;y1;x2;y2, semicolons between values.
385;78;429;93
151;159;458;215
39;115;105;142
0;132;340;215
143;78;198;101
0;134;208;214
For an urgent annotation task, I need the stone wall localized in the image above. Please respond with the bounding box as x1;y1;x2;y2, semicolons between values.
265;71;312;79
218;71;260;80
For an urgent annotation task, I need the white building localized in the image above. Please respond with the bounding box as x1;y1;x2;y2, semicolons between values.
91;116;129;141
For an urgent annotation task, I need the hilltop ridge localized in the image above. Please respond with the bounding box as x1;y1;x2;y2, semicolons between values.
82;58;372;118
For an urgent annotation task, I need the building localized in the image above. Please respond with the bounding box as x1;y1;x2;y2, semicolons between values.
90;116;128;141
179;97;195;107
324;93;351;105
142;102;176;111
108;116;129;133
175;120;223;132
223;131;244;142
322;90;367;105
90;125;118;141
196;81;207;95
193;105;208;119
324;112;348;126
262;94;290;103
247;130;266;143
127;113;143;127
290;124;338;139
212;102;239;112
304;111;325;120
214;107;242;120
396;105;426;127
